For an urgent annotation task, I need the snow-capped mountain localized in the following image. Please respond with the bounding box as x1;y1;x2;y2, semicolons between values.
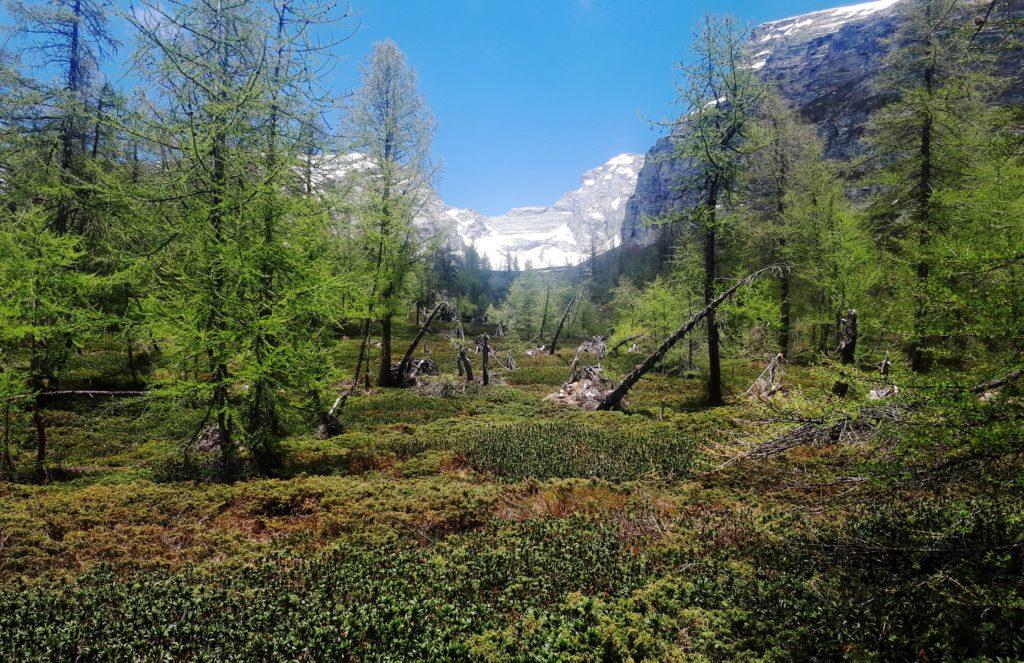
320;152;645;269
427;153;644;269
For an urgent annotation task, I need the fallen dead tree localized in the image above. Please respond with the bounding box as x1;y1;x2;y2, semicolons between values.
596;265;789;411
608;334;645;355
745;404;902;460
970;365;1024;395
704;404;904;474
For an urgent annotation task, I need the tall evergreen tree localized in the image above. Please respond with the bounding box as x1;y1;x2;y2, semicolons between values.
672;14;765;404
342;40;436;388
127;0;348;476
865;0;998;371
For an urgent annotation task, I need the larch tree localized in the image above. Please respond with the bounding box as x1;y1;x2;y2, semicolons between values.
864;0;997;371
342;40;436;388
0;0;119;481
2;0;120;236
672;14;765;404
745;87;872;357
127;0;349;476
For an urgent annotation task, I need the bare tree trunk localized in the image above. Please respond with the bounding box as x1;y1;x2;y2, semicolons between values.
377;315;395;387
970;366;1024;395
458;348;473;382
32;406;47;484
548;292;580;355
536;284;550;342
597;266;784;411
832;309;858;397
609;334;644;355
481;334;490;386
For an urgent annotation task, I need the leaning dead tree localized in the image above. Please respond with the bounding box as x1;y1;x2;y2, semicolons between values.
320;293;454;437
548;291;582;355
609;334;645;355
596;265;788;411
395;293;455;384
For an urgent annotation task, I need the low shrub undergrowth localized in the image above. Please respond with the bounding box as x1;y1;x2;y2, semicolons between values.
448;419;694;482
0;516;654;661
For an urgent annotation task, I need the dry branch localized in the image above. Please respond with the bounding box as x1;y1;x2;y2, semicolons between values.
548;291;581;355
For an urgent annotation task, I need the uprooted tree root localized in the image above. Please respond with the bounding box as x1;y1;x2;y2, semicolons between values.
544;364;622;411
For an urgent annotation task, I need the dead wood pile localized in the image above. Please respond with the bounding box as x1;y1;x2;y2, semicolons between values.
544;364;621;411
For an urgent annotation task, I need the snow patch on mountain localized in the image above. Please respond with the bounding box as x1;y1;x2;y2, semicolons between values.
751;0;901;68
321;152;645;269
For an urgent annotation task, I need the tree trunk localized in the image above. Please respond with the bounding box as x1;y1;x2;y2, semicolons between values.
597;265;784;411
32;406;47;484
704;179;723;405
54;0;84;235
609;334;644;355
537;284;550;342
910;62;934;373
458;348;473;382
396;300;445;383
779;269;791;357
377;315;395;387
481;334;490;386
548;292;579;355
2;397;15;482
832;309;858;397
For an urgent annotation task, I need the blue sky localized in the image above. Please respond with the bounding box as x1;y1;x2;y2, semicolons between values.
3;0;849;214
333;0;842;214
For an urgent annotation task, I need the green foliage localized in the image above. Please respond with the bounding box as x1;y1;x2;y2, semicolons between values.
0;517;654;661
447;419;694;482
0;208;100;387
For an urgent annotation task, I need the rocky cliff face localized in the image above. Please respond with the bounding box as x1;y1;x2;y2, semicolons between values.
621;0;1020;247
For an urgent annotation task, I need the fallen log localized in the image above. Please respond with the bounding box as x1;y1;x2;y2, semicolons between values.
3;389;150;405
970;366;1024;395
748;405;901;459
597;265;788;411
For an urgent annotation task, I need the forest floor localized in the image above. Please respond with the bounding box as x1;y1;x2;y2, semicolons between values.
1;325;1021;660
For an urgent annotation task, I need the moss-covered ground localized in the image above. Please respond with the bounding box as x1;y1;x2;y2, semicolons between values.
1;329;1021;660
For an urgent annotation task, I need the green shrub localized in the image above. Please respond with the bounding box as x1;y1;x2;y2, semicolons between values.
448;419;693;482
0;517;653;661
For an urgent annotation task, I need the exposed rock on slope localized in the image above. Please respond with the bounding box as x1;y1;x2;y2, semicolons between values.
621;0;1020;248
